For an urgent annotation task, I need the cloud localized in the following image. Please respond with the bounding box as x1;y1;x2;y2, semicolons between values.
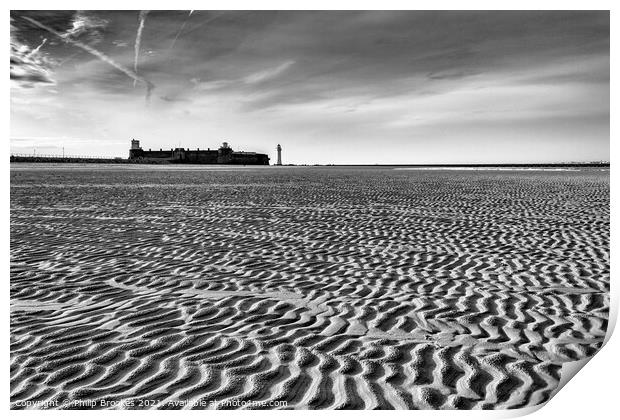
62;11;108;44
191;78;234;91
10;136;127;145
9;11;610;163
10;11;108;89
242;60;295;84
190;60;295;93
427;70;480;80
10;53;55;86
160;95;190;103
21;15;155;102
10;22;55;87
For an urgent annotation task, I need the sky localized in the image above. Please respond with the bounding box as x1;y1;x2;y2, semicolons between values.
10;10;609;164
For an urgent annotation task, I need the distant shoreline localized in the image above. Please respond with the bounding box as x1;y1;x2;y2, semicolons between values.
9;156;609;168
324;163;610;168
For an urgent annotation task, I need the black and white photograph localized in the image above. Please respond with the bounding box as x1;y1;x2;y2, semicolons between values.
9;3;612;412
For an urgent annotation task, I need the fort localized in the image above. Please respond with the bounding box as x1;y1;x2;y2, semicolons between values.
129;139;270;165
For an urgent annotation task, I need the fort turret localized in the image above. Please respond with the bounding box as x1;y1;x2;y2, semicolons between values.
129;139;143;159
217;141;233;164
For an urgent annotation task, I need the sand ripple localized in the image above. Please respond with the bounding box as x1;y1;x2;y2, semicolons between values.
10;167;609;409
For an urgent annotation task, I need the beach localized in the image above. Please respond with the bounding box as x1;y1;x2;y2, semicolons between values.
10;164;610;409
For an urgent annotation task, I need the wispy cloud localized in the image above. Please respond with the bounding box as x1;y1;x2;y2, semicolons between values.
20;15;155;102
190;60;295;94
10;136;127;145
62;11;108;43
10;21;55;87
11;11;108;89
242;60;295;84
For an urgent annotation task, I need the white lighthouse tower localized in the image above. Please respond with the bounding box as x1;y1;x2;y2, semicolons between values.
276;144;282;166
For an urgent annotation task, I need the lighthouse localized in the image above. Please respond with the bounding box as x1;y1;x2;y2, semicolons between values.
276;144;282;166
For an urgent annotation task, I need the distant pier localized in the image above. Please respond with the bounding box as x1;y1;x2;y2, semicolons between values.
10;154;129;164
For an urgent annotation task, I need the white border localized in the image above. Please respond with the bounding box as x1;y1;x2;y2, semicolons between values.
4;1;616;419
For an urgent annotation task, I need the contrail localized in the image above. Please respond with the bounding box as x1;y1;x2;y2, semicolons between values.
26;38;47;58
133;10;149;88
22;16;155;101
183;11;227;37
169;10;194;50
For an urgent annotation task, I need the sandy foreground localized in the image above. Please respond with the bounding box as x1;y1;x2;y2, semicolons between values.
10;165;609;410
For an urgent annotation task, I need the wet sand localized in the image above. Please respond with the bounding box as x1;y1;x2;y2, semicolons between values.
10;165;609;409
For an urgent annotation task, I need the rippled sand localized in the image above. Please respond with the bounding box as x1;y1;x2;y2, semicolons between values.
10;165;610;409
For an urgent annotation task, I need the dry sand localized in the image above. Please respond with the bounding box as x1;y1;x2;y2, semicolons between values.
10;165;609;409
